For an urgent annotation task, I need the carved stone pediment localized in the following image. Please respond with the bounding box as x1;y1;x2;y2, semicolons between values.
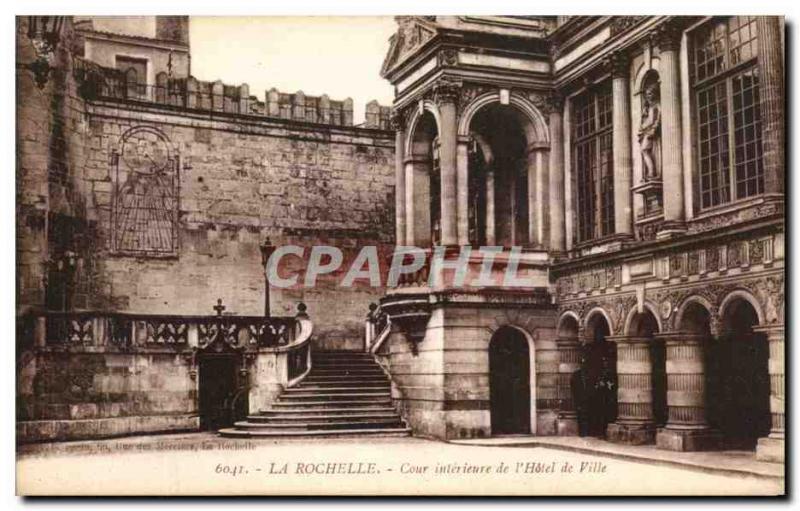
381;17;438;77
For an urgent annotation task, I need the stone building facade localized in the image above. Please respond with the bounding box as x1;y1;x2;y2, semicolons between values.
375;16;784;462
16;16;394;442
16;15;785;464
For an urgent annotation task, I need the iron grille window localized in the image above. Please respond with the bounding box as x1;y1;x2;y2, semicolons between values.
572;83;614;243
693;16;763;210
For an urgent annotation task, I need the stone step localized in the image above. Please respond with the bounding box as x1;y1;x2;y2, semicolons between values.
278;392;391;402
233;417;403;430
300;381;389;389
310;369;385;376
218;427;411;439
271;398;393;408
288;385;389;394
246;411;400;423
259;405;396;415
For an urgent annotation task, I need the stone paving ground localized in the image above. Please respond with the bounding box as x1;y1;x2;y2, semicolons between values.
17;433;784;497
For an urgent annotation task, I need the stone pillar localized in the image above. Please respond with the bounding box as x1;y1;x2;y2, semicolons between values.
392;112;407;246
456;137;470;245
655;24;686;234
655;332;721;451
606;336;656;444
610;52;633;237
526;146;549;248
556;336;581;435
435;82;459;246
547;95;566;253
754;324;784;462
485;167;496;245
756;16;785;195
405;158;432;247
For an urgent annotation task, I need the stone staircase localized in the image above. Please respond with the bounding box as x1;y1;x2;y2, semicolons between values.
218;351;410;438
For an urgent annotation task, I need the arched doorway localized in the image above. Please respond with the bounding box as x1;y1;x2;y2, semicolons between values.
489;327;531;435
709;298;771;449
197;344;248;431
467;104;533;247
578;312;616;437
406;110;440;247
628;308;667;426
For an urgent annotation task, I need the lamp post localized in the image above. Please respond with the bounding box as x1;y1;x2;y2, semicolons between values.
259;238;276;318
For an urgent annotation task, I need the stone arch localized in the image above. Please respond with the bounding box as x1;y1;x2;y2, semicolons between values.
674;295;715;334
583;307;615;339
719;289;766;328
557;311;581;339
487;324;538;435
623;301;663;336
458;91;549;145
404;99;442;156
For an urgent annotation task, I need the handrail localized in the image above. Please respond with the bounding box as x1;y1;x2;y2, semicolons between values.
284;314;313;387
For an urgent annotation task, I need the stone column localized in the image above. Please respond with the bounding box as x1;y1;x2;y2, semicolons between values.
526;145;549;247
456;136;470;245
556;336;581;436
405;158;432;247
610;52;633;237
392;111;407;246
606;336;656;444
547;95;566;252
655;24;686;234
435;81;459;246
756;16;785;195
655;332;721;451
754;324;784;462
485;167;496;245
526;148;538;247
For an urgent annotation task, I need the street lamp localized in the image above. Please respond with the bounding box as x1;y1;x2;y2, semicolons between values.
259;238;276;317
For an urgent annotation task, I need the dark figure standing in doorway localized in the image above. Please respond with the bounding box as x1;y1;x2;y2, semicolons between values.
571;364;589;436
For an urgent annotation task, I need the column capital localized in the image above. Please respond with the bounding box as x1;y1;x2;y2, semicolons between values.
389;108;407;131
432;77;462;107
653;331;708;344
606;335;651;345
605;50;631;79
753;324;785;341
556;335;581;347
652;21;682;52
543;92;565;115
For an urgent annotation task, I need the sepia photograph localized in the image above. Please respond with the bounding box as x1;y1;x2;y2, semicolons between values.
11;8;787;499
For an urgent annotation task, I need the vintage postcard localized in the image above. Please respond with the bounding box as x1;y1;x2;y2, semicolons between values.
14;13;785;497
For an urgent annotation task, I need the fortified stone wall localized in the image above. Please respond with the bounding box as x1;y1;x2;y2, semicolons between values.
18;17;397;352
80;100;395;349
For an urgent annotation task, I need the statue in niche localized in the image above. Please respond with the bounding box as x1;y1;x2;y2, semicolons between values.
638;77;661;181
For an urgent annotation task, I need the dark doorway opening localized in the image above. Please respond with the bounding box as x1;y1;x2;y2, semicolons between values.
708;299;771;450
198;354;247;430
577;314;616;437
489;327;531;435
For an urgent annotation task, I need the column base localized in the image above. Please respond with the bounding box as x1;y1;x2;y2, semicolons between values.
756;436;785;463
656;427;722;452
557;415;579;436
607;422;656;445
